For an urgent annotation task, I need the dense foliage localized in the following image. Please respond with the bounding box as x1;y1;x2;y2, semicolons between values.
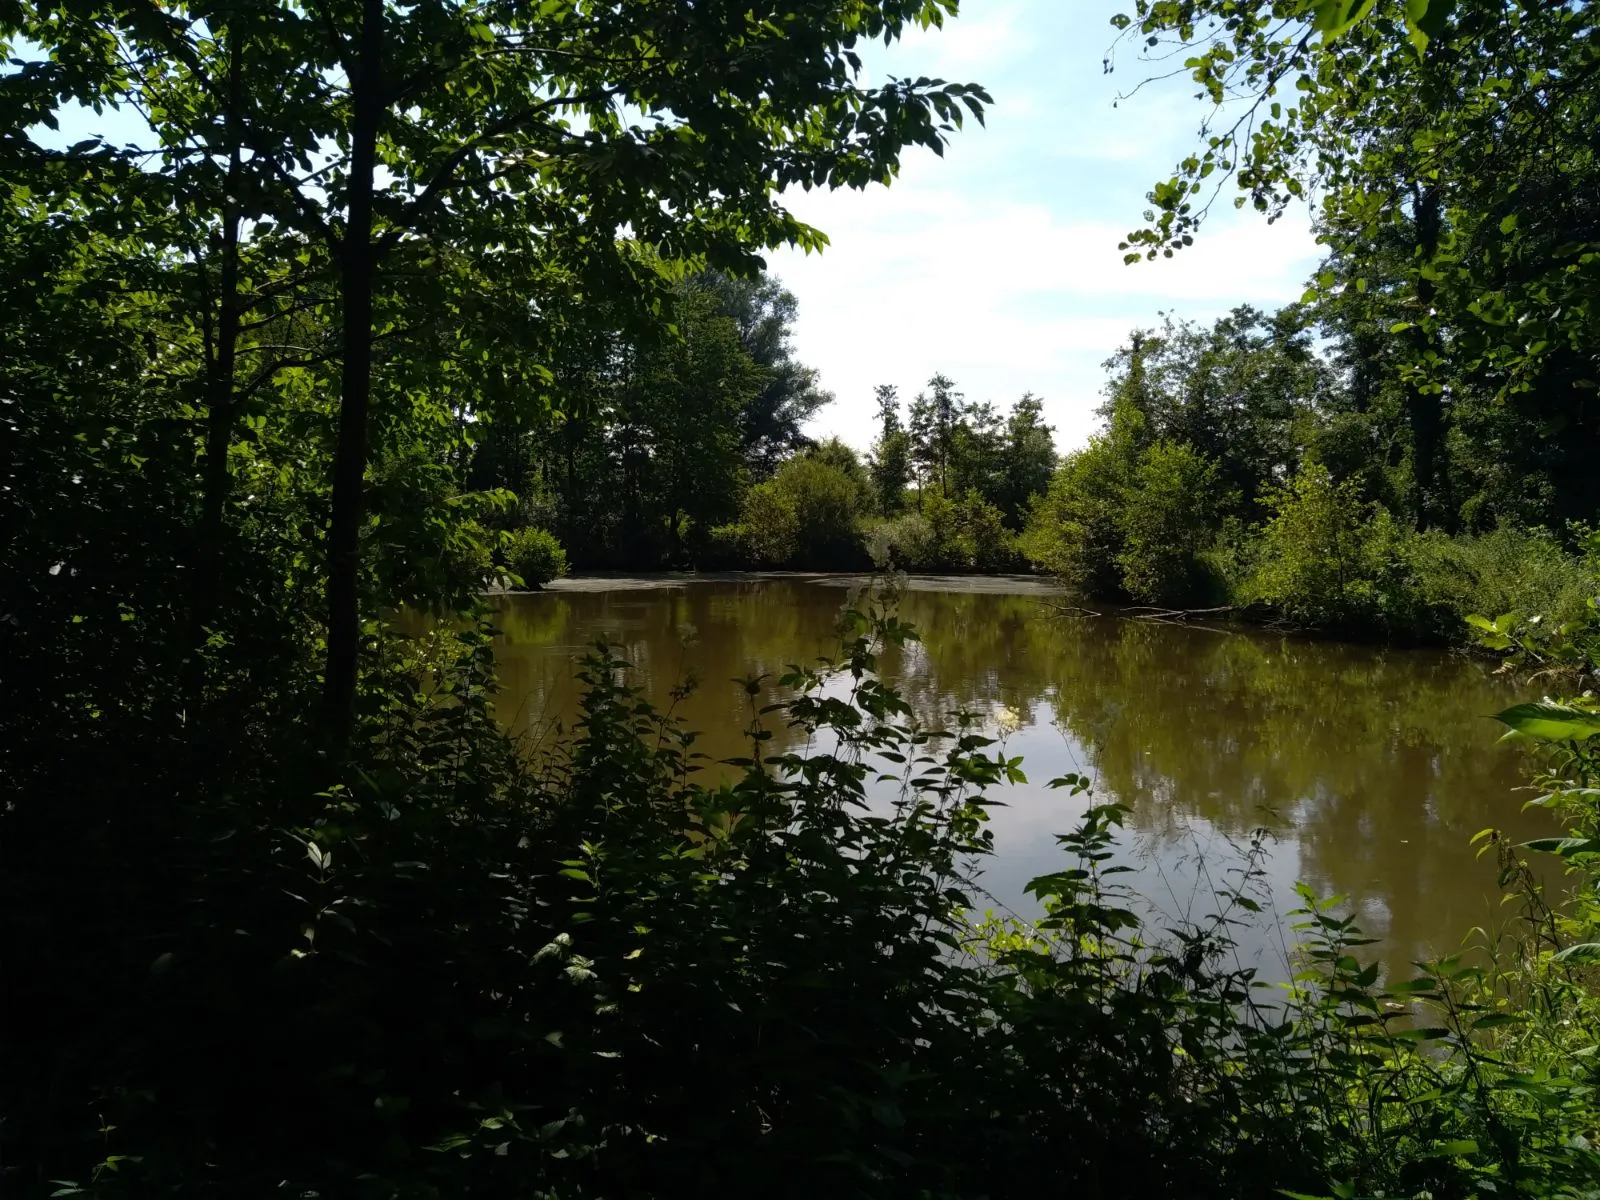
1021;300;1600;640
1023;0;1596;637
7;0;1600;1196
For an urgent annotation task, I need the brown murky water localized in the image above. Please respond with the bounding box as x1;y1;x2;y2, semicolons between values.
488;574;1556;981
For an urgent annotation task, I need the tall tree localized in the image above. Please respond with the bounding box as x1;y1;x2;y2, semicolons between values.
909;372;965;500
1098;308;1328;521
702;271;834;475
6;0;991;744
868;383;912;515
1112;0;1600;529
993;393;1057;527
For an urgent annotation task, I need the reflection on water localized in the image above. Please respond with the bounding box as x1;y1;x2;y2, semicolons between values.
488;575;1555;979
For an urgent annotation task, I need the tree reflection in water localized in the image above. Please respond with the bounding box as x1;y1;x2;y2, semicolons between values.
488;575;1552;980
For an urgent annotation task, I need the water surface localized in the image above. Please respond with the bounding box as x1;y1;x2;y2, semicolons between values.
489;575;1553;980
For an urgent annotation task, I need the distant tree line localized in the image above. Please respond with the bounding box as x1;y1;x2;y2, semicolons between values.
470;274;1060;575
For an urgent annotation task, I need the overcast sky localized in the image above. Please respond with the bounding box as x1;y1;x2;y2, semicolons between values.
768;0;1322;452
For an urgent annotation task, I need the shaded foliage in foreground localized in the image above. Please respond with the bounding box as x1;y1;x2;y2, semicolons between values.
8;592;1600;1198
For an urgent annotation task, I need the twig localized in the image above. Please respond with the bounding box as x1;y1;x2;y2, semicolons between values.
1042;601;1104;618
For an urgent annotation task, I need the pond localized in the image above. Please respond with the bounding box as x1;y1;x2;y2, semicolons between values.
488;573;1557;982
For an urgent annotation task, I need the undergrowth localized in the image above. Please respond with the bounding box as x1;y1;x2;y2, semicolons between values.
8;586;1600;1199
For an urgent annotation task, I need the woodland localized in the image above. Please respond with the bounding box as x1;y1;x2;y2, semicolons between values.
4;1;1600;1197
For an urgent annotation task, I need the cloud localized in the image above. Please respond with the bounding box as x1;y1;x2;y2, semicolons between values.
768;190;1320;452
761;0;1325;455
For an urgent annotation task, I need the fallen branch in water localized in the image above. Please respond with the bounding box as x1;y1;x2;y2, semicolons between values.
1042;600;1104;618
1123;605;1238;622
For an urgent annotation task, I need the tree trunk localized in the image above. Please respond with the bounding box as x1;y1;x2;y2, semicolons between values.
191;28;245;668
1406;183;1448;533
322;0;384;746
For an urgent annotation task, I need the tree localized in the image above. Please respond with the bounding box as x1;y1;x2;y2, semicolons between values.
909;372;965;500
5;0;991;744
702;272;835;475
1096;308;1327;522
466;268;829;569
992;392;1057;528
732;451;870;568
868;383;913;515
612;283;764;563
1112;0;1600;530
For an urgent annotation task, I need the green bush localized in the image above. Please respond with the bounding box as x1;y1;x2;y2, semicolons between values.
1244;464;1431;633
1023;438;1221;603
1407;524;1599;632
20;589;1600;1198
926;489;1022;572
866;493;1022;572
1116;440;1223;605
504;526;568;588
1021;437;1128;594
724;453;869;569
863;511;938;570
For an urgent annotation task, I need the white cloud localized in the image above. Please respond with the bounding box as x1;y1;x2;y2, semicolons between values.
768;189;1320;452
763;0;1324;455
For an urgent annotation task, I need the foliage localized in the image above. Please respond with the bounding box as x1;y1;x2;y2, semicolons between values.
703;271;836;477
2;0;993;735
889;376;1058;522
473;268;827;569
863;511;939;571
991;392;1059;527
719;449;872;570
1031;299;1598;641
14;576;1600;1198
1024;362;1223;605
924;489;1023;572
1097;306;1326;521
864;493;1021;573
1465;530;1600;687
503;526;568;590
1244;463;1424;632
868;383;914;517
1022;435;1131;596
1112;0;1600;535
1409;525;1598;635
1116;439;1223;605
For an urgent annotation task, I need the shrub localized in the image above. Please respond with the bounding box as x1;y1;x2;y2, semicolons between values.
926;489;1022;572
504;526;568;588
867;494;1022;572
1021;438;1127;594
1023;438;1221;603
1243;464;1425;632
1116;440;1222;604
863;511;938;570
20;591;1600;1198
725;453;869;569
1407;524;1598;632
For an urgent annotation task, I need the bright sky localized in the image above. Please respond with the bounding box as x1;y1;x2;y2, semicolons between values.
770;0;1322;452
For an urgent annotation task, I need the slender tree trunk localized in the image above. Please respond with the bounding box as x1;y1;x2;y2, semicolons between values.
192;31;245;657
322;0;384;746
1406;183;1447;533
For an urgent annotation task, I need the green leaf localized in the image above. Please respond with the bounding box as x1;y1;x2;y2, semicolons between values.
1313;0;1376;40
1552;942;1600;965
1494;703;1600;743
1522;837;1600;857
1470;1012;1521;1031
1425;1138;1480;1157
